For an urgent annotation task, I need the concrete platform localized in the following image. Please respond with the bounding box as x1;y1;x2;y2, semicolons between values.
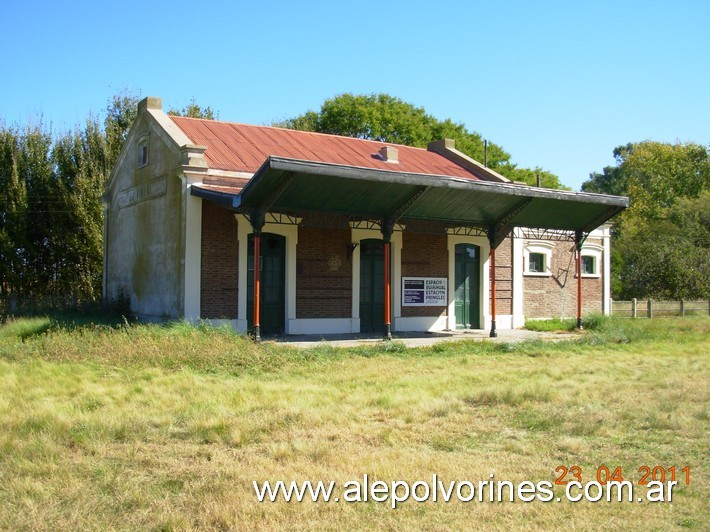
264;328;578;348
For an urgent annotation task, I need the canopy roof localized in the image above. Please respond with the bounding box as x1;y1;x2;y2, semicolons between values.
192;156;629;238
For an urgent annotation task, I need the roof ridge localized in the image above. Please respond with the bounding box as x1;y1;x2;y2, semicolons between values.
168;114;430;152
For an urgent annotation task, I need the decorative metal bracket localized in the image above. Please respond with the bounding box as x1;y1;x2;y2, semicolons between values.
260;171;295;213
489;198;533;248
574;229;587;251
446;225;488;237
517;227;576;242
386;186;429;223
249;210;265;233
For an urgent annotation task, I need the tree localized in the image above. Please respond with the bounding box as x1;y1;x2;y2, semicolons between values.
0;127;27;296
582;141;710;299
581;144;631;197
105;89;141;168
51;117;108;300
504;167;570;190
168;98;216;120
276;93;567;189
1;91;219;309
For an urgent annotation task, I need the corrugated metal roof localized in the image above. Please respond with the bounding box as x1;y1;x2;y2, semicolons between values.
169;116;481;180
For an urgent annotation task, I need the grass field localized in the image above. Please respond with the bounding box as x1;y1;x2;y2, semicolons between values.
0;315;708;530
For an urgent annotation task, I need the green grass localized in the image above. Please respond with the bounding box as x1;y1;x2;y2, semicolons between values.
0;314;708;529
524;313;609;332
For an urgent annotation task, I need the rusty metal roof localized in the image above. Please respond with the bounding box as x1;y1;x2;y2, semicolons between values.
170;116;481;180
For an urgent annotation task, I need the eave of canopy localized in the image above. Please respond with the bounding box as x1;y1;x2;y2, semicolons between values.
192;156;629;235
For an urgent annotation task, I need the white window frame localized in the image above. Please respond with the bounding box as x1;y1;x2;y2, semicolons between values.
579;243;603;278
523;241;554;277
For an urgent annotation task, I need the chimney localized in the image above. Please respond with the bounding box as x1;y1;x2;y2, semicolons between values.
137;96;162;114
378;146;399;163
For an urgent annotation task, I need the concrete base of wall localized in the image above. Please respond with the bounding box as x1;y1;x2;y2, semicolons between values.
193;314;527;335
394;316;448;332
201;318;239;329
289;318;355;335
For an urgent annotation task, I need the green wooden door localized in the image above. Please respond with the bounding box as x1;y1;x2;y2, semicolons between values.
454;243;481;329
247;233;285;335
359;239;385;333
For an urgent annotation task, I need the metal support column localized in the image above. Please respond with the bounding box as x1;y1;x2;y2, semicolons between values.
488;226;498;338
382;219;394;340
250;211;265;342
575;230;584;330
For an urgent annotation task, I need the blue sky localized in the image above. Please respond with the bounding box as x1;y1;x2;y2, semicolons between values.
1;0;708;190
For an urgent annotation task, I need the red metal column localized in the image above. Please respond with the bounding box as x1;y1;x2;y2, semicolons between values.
384;240;392;340
576;248;583;330
490;246;497;338
253;232;262;341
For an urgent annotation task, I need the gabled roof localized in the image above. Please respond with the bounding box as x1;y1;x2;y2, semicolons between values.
169;116;484;180
131;97;628;236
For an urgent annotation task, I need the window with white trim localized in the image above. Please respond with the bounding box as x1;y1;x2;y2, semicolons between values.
523;241;553;276
581;255;595;275
579;243;603;278
529;252;545;273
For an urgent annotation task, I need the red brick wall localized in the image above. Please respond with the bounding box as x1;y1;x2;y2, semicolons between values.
200;202;238;319
401;232;448;318
296;225;352;318
490;236;513;315
523;239;604;318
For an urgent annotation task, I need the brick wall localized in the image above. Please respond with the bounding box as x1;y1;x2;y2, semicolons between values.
296;225;352;318
200;202;238;319
490;236;513;315
401;231;448;318
523;239;604;318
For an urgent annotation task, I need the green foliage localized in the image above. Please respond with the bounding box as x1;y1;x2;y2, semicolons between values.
0;317;52;340
104;89;140;168
277;93;566;188
0;127;28;296
1;92;216;307
581;144;631;196
0;119;109;302
168;98;217;120
504;166;571;190
582;141;710;299
524;318;577;332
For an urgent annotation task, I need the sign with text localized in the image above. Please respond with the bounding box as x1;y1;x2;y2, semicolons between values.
402;277;447;306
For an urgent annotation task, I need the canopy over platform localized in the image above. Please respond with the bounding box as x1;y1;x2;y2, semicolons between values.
190;155;629;340
192;156;629;243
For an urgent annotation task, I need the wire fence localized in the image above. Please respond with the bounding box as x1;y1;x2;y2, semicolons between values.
0;294;101;316
612;299;710;319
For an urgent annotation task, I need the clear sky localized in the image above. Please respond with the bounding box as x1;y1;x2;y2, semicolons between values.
1;0;708;190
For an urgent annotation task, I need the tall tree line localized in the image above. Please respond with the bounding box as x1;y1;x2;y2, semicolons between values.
0;92;216;306
0;117;110;303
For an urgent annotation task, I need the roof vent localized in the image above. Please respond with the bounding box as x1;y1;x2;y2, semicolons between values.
378;146;399;164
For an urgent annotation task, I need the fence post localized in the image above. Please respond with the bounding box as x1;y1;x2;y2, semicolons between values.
648;299;653;319
632;298;637;319
680;299;684;317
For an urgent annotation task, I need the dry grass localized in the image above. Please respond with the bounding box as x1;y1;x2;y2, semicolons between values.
0;316;708;529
